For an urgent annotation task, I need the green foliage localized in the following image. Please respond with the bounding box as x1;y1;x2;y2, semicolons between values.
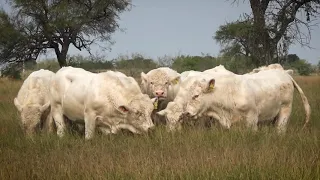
114;53;158;77
288;59;313;76
172;55;219;73
67;55;114;72
281;54;314;75
26;55;115;73
6;52;316;78
0;63;22;79
220;56;255;74
286;54;300;64
0;10;31;63
171;54;256;74
214;20;253;58
115;54;157;70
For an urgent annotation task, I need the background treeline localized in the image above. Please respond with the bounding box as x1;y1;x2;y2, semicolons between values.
2;53;317;79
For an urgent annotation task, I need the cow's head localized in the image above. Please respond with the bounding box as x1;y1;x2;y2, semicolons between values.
116;94;155;133
14;98;50;136
141;70;180;100
185;78;215;118
157;101;184;131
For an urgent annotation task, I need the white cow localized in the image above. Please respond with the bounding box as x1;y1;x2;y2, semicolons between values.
184;69;311;134
50;67;155;139
14;69;55;136
157;65;235;131
141;67;181;101
141;67;183;125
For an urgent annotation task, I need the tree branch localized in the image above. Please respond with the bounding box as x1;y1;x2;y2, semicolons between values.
274;0;313;43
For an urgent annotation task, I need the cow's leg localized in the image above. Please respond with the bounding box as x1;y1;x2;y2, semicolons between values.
245;110;259;131
44;111;55;133
84;110;97;140
215;115;231;129
219;117;231;129
51;104;66;137
275;104;292;134
207;112;231;129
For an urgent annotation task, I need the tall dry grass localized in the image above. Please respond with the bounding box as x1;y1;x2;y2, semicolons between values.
0;75;319;179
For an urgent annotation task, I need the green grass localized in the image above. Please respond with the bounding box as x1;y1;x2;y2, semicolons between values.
0;76;319;179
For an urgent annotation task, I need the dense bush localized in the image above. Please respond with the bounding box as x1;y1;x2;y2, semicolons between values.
283;59;313;76
290;60;313;76
67;55;114;71
1;53;316;78
172;55;257;74
172;55;218;73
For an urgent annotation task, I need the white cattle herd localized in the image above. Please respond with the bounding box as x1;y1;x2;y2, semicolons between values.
13;64;311;139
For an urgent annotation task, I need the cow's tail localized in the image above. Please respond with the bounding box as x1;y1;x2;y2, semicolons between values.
288;75;311;129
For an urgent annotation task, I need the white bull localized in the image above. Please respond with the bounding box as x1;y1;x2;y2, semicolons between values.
157;65;235;131
50;67;155;139
141;67;181;101
184;69;311;134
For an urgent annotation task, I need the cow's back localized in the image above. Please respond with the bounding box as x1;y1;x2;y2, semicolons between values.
17;69;55;106
92;72;142;107
50;67;95;120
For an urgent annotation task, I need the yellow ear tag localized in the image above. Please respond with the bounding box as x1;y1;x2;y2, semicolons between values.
153;99;158;110
209;84;214;91
172;79;179;85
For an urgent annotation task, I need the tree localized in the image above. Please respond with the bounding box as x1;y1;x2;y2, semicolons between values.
286;54;300;64
229;0;320;66
214;19;253;58
0;0;131;67
0;10;31;65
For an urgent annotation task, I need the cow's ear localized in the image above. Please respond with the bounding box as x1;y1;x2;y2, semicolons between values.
141;72;148;82
117;105;131;114
14;98;22;112
286;69;294;75
206;78;215;92
170;75;180;85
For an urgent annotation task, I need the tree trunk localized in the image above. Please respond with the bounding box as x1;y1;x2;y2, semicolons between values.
57;56;67;67
249;0;275;66
53;42;70;68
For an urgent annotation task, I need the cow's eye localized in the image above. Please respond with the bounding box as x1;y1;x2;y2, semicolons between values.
165;82;169;85
193;95;199;99
150;82;153;85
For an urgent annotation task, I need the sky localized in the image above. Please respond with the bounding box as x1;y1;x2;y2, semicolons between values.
1;0;320;64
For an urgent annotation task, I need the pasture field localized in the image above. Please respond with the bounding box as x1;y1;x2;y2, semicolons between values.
0;75;319;179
